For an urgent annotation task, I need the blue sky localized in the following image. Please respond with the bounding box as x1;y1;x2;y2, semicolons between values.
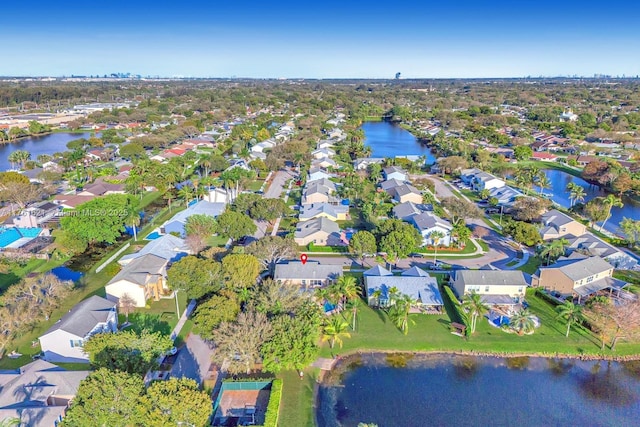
2;1;639;78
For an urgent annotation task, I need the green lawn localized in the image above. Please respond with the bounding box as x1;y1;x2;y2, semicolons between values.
206;234;230;248
276;369;318;427
613;269;640;286
517;256;542;274
0;258;49;291
319;289;640;359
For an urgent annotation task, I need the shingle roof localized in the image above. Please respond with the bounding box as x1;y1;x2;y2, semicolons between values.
107;254;167;286
402;266;430;277
541;209;575;227
392;201;421;220
274;260;343;281
455;270;527;287
164;200;225;226
299;203;348;221
542;256;613;281
410;212;452;232
0;360;89;421
363;265;393;276
365;274;443;306
295;217;340;239
393;184;421;197
380;179;404;192
41;295;116;338
118;234;190;265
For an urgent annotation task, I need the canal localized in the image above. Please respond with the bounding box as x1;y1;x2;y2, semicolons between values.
317;353;640;427
0;132;95;171
534;169;640;236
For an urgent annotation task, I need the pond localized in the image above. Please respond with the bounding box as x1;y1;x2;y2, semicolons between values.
0;132;95;171
361;121;436;163
534;169;640;236
49;266;84;282
316;353;640;427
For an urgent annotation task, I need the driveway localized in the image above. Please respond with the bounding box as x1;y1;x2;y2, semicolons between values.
264;169;295;199
170;333;214;385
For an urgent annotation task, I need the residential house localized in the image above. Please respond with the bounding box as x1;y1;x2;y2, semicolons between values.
451;270;528;305
471;171;505;192
53;193;95;209
317;140;336;150
0;359;90;427
294;217;341;246
364;265;443;311
564;233;638;269
460;168;483;185
105;254;168;307
118;234;190;266
273;260;343;289
307;167;332;183
379;178;405;193
560;110;578;122
409;212;452;246
567;155;597;166
39;296;117;363
23;201;61;226
42;160;64;172
311;147;336;159
383;166;407;182
391;183;423;204
299;203;349;222
302;179;338;205
203;187;231;204
312;157;338;169
77;179;125;197
353;157;385;170
392;201;424;221
161;200;225;237
488;186;524;207
531;152;558;162
531;256;626;302
539;209;587;240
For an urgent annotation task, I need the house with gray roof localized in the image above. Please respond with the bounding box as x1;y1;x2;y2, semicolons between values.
390;183;423;204
302;180;338;205
539;209;587;240
354;157;385;170
383;166;407;182
38;296;117;363
105;254;168;307
380;178;404;193
488;185;524;207
532;256;627;302
564;233;637;269
365;265;443;311
273;260;343;289
452;270;528;305
392;201;423;221
307;167;332;183
409;212;452;247
161;200;225;237
294;217;341;246
299;203;349;222
118;234;191;266
0;359;90;427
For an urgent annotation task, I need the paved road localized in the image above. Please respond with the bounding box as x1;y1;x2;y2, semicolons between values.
264;169;295;199
170;333;214;385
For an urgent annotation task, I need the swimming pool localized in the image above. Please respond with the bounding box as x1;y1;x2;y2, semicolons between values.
0;227;42;248
323;301;336;313
146;231;161;240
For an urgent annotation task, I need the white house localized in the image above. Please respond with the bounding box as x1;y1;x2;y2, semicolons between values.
105;254;168;307
451;270;528;305
38;296;117;363
307;167;332;183
409;212;452;247
383;166;407;182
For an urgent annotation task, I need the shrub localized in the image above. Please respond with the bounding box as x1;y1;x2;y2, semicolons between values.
263;379;283;427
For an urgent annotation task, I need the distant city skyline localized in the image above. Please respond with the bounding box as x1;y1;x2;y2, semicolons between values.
2;1;639;79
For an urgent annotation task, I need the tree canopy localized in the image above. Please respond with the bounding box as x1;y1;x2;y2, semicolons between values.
167;255;223;298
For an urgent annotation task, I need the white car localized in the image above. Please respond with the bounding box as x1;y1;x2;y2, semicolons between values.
165;346;178;356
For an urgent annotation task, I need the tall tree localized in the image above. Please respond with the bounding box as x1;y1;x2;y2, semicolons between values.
509;309;537;336
388;293;417;335
61;369;146;427
620;217;640;248
349;230;377;267
321;317;351;350
539;238;569;265
555;301;584;337
462;292;489;333
142;378;212;427
429;230;445;265
599;194;624;232
167;256;223;299
246;235;298;275
216;210;257;241
192;291;240;340
222;254;261;289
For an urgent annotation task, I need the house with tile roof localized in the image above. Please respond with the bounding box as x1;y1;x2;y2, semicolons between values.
364;265;443;311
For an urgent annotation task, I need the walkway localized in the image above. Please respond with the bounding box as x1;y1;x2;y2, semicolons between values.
170;298;196;341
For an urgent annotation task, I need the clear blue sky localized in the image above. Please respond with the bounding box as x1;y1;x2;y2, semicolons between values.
2;0;639;78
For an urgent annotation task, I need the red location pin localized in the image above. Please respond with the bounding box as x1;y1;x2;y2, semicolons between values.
300;254;308;265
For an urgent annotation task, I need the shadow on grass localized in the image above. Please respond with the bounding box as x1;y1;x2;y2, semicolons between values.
125;313;172;335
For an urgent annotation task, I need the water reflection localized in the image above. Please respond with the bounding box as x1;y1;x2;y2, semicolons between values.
317;354;640;427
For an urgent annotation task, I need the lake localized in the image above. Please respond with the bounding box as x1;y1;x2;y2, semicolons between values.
316;353;640;427
361;121;436;163
534;169;640;236
0;132;95;171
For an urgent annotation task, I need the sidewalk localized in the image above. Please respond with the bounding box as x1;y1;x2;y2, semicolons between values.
170;298;196;341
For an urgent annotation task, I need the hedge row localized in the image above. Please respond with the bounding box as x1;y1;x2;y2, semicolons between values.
262;378;283;427
442;285;471;336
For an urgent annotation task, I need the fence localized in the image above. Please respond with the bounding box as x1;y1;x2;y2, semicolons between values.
95;242;130;273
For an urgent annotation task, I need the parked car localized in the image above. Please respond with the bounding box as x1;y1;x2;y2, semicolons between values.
409;252;425;258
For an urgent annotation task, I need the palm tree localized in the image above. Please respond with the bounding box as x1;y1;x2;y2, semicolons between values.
347;298;360;332
388;293;416;335
599;194;623;232
0;418;20;427
451;223;471;248
462;292;489;333
536;173;551;196
509;309;537;335
430;230;445;265
321;317;351;350
539;238;569;265
178;185;193;206
371;289;382;308
555;301;583;337
568;184;586;208
125;203;141;241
